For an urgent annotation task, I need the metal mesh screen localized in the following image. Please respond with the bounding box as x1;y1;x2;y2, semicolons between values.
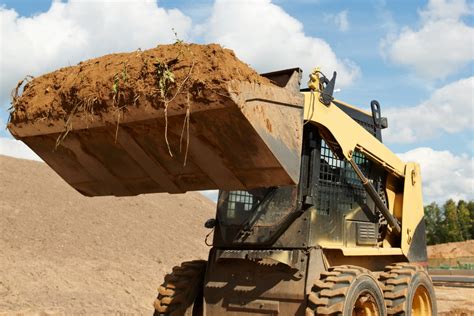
315;118;375;216
227;190;256;219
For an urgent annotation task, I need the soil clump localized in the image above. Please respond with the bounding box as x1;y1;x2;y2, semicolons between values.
9;43;271;125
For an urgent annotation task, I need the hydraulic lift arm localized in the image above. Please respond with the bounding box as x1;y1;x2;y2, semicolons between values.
303;70;424;255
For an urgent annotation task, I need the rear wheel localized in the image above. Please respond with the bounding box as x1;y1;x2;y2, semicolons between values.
379;263;436;315
154;260;206;316
306;265;386;315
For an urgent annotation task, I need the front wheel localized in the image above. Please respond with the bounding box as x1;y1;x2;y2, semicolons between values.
153;260;206;316
306;265;386;315
379;263;437;315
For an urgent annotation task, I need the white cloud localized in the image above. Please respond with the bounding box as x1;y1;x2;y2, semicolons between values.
198;0;359;87
0;0;192;105
420;0;473;21
399;147;473;203
384;77;474;143
0;137;42;161
382;0;474;80
334;10;349;32
324;10;349;32
0;0;359;106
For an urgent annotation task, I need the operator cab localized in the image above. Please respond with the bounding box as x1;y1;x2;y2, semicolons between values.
212;68;389;250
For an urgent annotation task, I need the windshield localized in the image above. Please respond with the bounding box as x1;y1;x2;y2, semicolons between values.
217;186;298;227
217;189;270;226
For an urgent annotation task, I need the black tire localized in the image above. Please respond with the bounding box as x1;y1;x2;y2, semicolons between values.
379;263;437;315
154;260;206;316
306;265;386;315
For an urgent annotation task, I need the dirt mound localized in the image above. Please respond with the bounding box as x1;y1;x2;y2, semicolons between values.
0;155;215;314
2;155;471;314
428;240;474;259
9;43;271;125
436;287;474;315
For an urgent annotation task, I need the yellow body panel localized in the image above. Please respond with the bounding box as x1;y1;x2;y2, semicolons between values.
401;162;424;257
303;92;405;178
302;87;425;259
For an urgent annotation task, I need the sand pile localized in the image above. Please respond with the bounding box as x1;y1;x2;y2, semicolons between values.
427;240;474;259
9;43;271;126
0;155;215;314
0;155;472;314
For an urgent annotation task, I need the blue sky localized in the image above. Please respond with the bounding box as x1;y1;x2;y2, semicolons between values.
0;0;472;202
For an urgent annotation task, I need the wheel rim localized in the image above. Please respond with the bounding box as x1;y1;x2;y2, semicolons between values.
352;291;379;316
412;284;432;316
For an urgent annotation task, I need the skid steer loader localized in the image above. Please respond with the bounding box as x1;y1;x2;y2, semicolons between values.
151;69;437;316
8;59;436;314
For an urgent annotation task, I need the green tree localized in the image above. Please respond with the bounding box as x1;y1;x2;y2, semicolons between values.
456;200;472;240
443;199;463;242
424;202;444;245
423;199;474;245
468;201;474;238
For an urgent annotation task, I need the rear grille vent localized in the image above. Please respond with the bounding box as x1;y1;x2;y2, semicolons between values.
357;222;378;245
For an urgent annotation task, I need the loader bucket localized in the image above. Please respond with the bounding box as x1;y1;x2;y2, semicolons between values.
8;62;304;196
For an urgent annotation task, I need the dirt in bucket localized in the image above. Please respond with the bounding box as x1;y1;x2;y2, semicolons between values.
9;43;272;126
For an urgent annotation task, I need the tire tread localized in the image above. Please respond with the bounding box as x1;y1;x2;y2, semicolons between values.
306;265;384;315
154;260;206;316
379;262;434;315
